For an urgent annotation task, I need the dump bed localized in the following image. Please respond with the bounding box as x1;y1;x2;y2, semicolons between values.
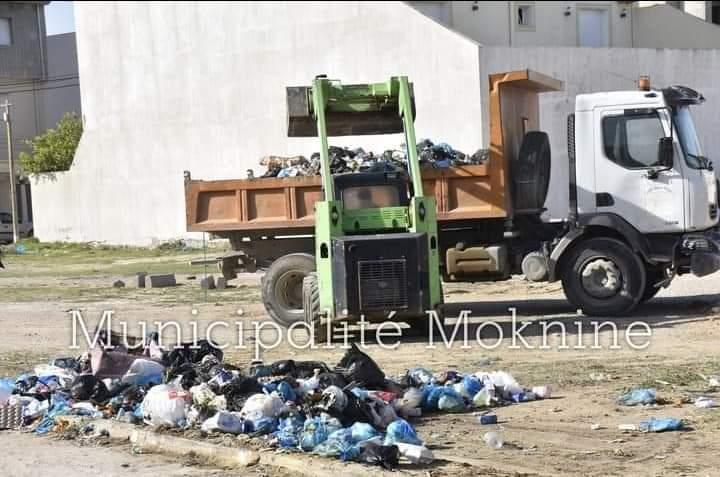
185;164;506;234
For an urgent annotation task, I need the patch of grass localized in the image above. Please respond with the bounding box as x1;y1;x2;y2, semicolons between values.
0;283;262;305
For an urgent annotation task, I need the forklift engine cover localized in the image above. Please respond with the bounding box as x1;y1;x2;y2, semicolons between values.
331;232;430;318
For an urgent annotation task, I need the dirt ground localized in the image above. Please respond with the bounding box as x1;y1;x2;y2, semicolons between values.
1;242;719;476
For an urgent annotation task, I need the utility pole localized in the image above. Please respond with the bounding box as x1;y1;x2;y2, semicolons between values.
2;101;19;244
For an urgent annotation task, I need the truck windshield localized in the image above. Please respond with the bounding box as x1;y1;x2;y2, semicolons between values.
674;106;709;169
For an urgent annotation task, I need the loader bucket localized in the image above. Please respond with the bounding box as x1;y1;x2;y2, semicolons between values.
286;85;416;137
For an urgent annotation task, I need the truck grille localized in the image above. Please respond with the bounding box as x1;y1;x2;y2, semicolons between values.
710;203;718;220
358;259;408;311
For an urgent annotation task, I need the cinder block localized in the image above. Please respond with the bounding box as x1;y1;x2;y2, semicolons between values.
216;277;227;290
149;273;176;288
200;275;215;290
137;272;148;288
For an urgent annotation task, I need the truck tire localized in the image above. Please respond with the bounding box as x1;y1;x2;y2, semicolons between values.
513;131;551;213
561;238;646;316
302;273;330;344
641;268;665;303
262;253;315;327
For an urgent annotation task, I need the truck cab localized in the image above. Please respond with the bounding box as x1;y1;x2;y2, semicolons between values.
552;82;720;315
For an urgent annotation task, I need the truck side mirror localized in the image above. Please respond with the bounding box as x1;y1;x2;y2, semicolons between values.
657;137;674;168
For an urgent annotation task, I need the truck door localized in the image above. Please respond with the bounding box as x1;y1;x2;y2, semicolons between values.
594;108;684;234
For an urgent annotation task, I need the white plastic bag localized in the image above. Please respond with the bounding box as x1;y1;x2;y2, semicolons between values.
240;393;286;421
201;411;246;434
34;365;77;389
121;359;165;386
142;384;189;427
396;442;434;464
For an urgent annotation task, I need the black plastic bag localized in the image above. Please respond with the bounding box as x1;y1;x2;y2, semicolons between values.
357;441;400;470
70;374;109;403
336;343;385;389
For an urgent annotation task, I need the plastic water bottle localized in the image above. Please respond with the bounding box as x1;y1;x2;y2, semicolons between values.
483;431;504;449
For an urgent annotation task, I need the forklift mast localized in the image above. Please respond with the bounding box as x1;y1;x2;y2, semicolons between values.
287;76;442;325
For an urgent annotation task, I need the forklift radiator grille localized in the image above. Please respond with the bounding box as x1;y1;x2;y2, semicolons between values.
358;259;408;310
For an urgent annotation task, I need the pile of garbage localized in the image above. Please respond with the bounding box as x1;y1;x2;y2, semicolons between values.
260;139;488;178
0;336;547;469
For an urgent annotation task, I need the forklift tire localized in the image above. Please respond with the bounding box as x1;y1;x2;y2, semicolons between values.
561;238;646;317
262;253;315;327
302;273;330;344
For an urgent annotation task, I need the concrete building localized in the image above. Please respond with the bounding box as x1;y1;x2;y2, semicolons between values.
0;1;80;234
30;1;720;245
409;1;720;48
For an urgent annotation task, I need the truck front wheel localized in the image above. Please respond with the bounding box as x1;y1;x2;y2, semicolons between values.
262;253;315;327
561;238;646;316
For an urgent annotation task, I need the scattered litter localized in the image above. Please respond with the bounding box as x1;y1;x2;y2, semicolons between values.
639;417;684;433
483;431;504;449
617;388;657;406
590;423;603;430
618;424;638;432
477;414;498;425
589;372;612;382
695;397;718;408
113;280;126;288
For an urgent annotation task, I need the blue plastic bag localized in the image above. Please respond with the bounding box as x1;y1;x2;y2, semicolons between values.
349;422;379;443
617;388;656;406
313;428;360;461
639;417;683;432
275;415;304;448
438;392;465;412
462;375;482;397
384;419;423;446
276;381;297;402
422;385;464;411
251;416;277;435
299;417;331;451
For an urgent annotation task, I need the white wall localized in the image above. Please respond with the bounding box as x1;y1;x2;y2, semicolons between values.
634;4;720;48
32;1;484;245
481;46;720;219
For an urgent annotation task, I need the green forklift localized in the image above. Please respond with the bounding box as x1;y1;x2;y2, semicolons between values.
284;75;443;340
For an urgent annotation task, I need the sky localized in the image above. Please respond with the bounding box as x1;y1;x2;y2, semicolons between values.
45;1;75;36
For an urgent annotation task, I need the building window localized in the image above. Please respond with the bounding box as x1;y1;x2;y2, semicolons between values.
577;8;610;47
0;18;11;46
516;5;535;29
602;112;665;169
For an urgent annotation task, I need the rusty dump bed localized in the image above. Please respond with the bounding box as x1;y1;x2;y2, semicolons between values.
185;69;562;237
185;164;505;234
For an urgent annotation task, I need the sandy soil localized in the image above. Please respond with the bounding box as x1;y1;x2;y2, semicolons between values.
1;253;719;477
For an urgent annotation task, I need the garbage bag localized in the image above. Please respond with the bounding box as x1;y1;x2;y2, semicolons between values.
318;372;347;390
357;441;400;470
462;375;482;397
366;395;399;429
299;416;332;451
239;393;286;421
276;381;297;402
407;368;434;387
200;411;247;434
349;422;380;443
639;417;683;432
384;418;423;446
121;359;165;386
275;415;305;448
222;375;264;411
337;343;385;388
399;387;423;410
422;385;463;411
617;388;657;406
395;442;434;464
70;374;110;403
34;365;77;389
0;378;14;405
141;384;189;427
438;390;465;412
313;428;360;461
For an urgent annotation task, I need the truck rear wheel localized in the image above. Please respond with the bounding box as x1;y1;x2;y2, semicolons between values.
262;253;315;327
561;238;646;316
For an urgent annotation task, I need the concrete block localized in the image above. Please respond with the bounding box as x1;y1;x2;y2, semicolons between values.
216;277;227;290
200;275;215;290
137;272;148;288
148;273;176;288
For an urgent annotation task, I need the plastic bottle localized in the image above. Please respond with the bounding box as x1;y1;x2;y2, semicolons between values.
483;431;504;449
